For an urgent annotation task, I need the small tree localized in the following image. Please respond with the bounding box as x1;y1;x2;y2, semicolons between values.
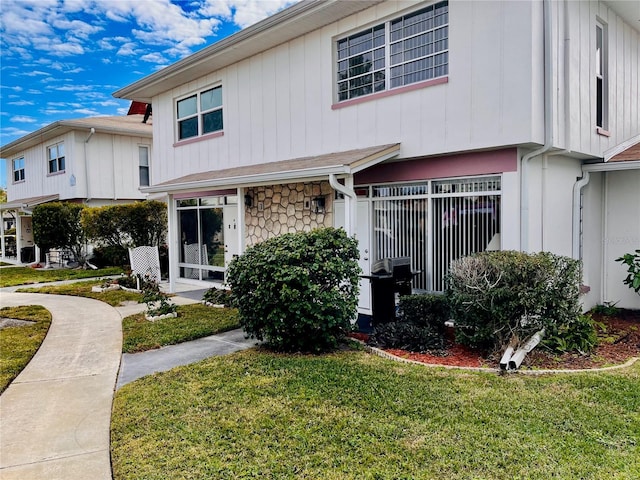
33;202;87;262
226;227;360;353
82;201;167;266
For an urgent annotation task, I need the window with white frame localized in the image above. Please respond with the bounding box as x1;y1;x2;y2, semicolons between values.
12;157;25;182
336;1;448;102
176;85;223;140
595;21;607;130
47;142;65;174
139;145;150;186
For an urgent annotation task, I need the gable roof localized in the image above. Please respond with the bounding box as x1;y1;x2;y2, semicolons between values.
114;0;384;103
0;115;152;158
143;144;400;193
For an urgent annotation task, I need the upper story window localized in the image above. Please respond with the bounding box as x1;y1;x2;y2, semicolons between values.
337;1;448;102
47;142;65;174
12;157;25;182
176;85;223;141
595;21;608;131
139;145;150;187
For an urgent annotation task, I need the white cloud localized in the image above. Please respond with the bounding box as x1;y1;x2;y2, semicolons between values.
10;115;37;123
73;108;101;116
8;100;35;106
23;70;51;77
141;52;167;64
117;42;138;56
201;0;296;29
0;127;33;138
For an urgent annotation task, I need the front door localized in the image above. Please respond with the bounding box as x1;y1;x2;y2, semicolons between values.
335;199;372;314
223;205;239;269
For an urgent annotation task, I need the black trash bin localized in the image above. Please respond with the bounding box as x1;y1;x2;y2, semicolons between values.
365;257;415;327
20;246;35;263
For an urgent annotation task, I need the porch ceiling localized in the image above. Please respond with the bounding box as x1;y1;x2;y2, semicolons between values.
0;195;59;211
143;144;401;194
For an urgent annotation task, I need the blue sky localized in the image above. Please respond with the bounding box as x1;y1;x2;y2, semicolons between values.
0;0;296;188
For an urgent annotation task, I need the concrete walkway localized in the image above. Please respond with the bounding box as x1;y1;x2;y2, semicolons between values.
117;328;255;389
0;285;255;479
0;293;122;480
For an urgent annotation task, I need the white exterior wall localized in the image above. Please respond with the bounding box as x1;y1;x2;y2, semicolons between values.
557;1;640;156
6;129;149;203
602;170;640;309
79;131;149;201
581;170;640;310
150;0;541;185
6;131;75;202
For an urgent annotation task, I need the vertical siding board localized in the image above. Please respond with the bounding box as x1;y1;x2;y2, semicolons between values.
274;44;292;161
288;36;307;158
321;24;339;153
304;31;322;154
261;53;277;162
250;56;265;163
237;60;254;165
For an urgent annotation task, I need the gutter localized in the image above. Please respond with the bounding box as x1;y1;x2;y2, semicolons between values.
329;173;356;236
520;0;554;252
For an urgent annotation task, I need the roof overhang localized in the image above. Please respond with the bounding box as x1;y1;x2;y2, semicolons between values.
142;144;400;194
114;0;384;103
583;161;640;172
0;194;59;212
0;116;151;158
603;134;640;162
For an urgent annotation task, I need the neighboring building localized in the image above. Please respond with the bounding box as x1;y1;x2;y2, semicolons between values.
0;114;152;263
115;0;640;310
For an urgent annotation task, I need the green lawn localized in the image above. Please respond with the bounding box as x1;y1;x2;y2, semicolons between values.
0;266;123;287
0;305;51;392
111;349;640;479
17;279;141;306
122;304;240;353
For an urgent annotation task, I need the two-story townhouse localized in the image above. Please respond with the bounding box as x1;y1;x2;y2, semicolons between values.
115;0;639;311
0;113;153;263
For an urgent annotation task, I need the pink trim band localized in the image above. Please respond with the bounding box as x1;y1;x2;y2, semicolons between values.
332;77;448;110
174;131;224;147
355;148;517;185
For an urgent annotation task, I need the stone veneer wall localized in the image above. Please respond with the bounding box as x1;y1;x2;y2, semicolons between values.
245;181;333;246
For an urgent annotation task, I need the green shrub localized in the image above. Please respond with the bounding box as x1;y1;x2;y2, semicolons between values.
226;228;360;353
446;251;587;353
544;314;602;354
203;288;232;307
369;294;448;353
139;280;177;317
616;249;640;294
398;293;449;332
369;321;444;353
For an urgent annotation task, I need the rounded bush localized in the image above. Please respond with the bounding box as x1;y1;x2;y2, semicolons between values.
446;251;588;353
226;228;360;353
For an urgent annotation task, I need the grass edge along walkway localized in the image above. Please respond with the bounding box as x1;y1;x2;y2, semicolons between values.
0;305;51;393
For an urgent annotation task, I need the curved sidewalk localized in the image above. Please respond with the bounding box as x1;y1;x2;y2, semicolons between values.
0;293;122;480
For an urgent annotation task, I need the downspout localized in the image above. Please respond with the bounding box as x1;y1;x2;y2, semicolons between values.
84;127;95;201
521;0;554;252
572;171;590;260
329;173;356;236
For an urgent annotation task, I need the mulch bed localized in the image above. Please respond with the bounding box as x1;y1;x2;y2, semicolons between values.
351;309;640;370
